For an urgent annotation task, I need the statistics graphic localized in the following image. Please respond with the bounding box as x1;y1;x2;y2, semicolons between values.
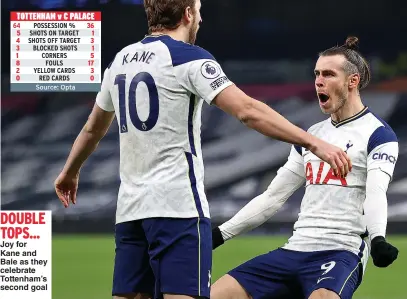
10;11;101;92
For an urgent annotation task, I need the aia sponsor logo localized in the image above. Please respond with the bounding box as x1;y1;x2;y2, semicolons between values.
306;162;348;186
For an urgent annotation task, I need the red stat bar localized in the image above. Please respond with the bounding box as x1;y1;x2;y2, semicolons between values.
10;11;101;21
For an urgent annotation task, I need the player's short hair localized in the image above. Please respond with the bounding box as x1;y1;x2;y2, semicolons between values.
144;0;196;34
319;36;371;90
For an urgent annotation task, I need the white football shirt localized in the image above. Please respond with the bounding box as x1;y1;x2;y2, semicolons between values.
95;34;233;223
282;107;399;256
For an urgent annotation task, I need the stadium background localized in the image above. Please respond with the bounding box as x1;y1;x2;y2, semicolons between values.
1;1;407;298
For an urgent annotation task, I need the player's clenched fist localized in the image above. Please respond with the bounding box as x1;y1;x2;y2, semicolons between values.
54;172;79;208
370;236;399;268
311;139;352;177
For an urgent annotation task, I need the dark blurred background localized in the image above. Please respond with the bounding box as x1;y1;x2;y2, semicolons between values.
2;0;407;232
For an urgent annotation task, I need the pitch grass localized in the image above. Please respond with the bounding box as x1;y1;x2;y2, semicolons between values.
52;235;406;299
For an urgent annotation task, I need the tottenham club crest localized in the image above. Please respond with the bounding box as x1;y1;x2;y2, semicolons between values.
345;140;353;153
201;61;221;79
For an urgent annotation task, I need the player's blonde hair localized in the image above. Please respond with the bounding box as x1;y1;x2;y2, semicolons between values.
319;36;371;90
144;0;197;34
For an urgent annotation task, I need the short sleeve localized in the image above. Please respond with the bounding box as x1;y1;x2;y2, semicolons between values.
95;67;114;112
367;126;398;180
171;48;233;105
282;145;305;178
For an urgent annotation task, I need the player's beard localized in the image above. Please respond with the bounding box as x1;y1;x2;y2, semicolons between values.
187;16;199;44
332;84;348;114
321;84;348;115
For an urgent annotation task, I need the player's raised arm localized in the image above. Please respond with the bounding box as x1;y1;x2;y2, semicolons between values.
55;68;115;208
212;146;306;249
173;49;351;177
363;126;399;267
173;47;352;176
213;85;351;177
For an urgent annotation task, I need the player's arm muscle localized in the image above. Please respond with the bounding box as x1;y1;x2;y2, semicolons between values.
219;167;305;241
213;85;352;177
61;103;115;176
213;85;317;149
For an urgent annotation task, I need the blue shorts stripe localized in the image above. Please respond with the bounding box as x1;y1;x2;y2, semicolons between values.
185;152;204;218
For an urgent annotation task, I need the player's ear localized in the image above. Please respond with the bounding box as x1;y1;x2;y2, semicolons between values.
184;6;194;23
348;73;360;89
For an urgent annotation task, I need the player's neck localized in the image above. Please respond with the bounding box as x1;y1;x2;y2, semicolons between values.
149;29;188;43
331;95;365;123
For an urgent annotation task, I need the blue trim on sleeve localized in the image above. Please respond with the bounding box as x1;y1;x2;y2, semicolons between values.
367;126;398;155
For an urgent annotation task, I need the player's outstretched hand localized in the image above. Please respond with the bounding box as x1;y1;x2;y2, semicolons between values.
371;236;399;268
54;172;79;208
311;139;352;177
212;227;225;249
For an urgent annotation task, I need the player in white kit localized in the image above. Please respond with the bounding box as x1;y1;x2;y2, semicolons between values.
211;37;399;299
53;1;352;299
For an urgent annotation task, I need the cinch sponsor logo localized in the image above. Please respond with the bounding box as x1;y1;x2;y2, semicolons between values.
372;152;397;164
